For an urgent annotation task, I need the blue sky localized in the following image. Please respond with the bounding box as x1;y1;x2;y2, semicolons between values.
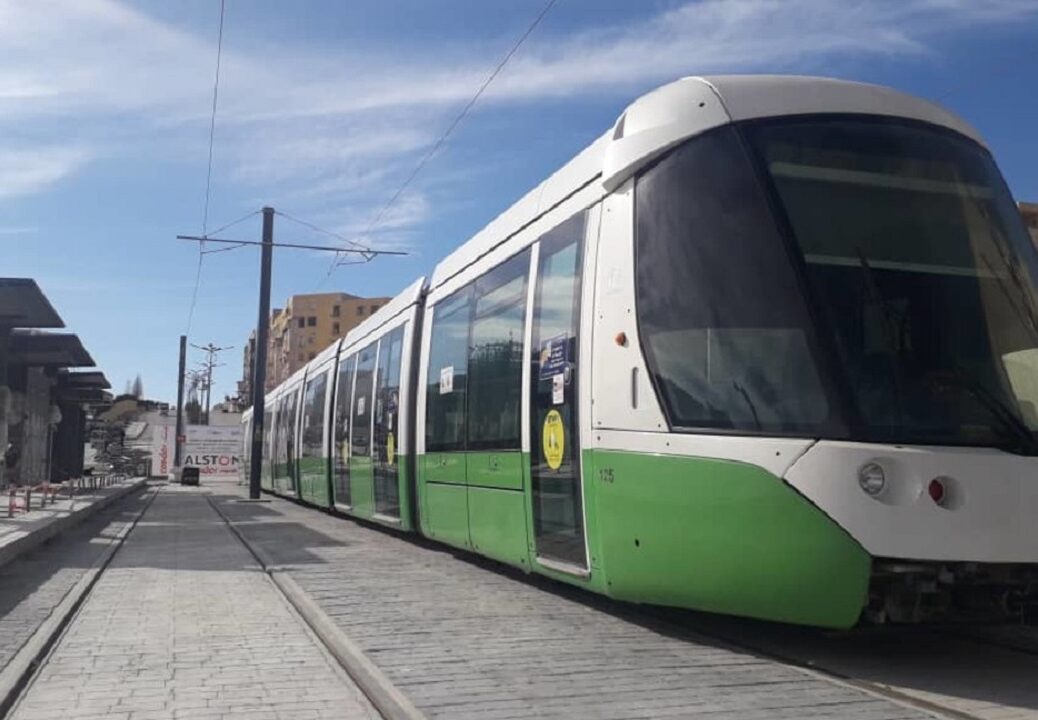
2;0;1038;404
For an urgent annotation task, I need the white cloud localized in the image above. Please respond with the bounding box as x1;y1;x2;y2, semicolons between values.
0;0;1034;223
0;146;91;199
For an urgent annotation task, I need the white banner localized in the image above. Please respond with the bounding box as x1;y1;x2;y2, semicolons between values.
150;424;242;478
150;424;173;477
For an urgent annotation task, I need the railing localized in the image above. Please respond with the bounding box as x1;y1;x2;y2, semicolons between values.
6;474;130;518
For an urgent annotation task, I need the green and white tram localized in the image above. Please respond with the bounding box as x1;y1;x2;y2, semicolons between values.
242;75;1038;628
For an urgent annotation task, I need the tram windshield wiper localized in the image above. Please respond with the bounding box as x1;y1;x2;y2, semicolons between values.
932;369;1038;455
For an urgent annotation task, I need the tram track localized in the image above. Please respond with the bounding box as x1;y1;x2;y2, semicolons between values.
262;487;1038;720
630;605;1038;720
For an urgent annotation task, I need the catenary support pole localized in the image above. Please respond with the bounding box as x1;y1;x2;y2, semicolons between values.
248;207;274;500
174;335;187;469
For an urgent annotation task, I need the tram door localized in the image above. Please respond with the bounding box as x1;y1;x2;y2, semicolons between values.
529;213;588;569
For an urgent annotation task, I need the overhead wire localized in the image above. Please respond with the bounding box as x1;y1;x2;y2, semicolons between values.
185;0;227;336
320;0;560;285
276;210;373;256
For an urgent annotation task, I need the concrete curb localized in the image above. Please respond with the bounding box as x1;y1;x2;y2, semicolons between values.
0;479;149;571
0;485;157;718
206;494;427;720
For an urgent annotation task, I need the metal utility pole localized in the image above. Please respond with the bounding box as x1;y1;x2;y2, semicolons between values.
174;335;187;469
176;205;406;501
248;207;274;500
191;342;232;425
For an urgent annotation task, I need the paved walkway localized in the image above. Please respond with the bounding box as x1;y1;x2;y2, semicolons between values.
9;485;378;720
0;479;143;566
213;487;931;720
0;487;147;675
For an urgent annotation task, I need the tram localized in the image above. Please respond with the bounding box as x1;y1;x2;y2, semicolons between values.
242;75;1038;628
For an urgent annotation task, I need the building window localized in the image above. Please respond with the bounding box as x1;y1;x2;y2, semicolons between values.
333;322;340;335
297;352;304;361
297;317;305;328
307;316;317;327
309;352;316;360
370;304;379;314
357;306;365;316
332;305;341;317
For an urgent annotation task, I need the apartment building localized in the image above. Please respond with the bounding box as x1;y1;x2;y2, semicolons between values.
239;292;391;396
1022;202;1038;249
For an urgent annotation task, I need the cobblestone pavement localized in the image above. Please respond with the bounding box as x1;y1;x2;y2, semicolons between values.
0;487;148;673
214;489;932;720
9;484;379;720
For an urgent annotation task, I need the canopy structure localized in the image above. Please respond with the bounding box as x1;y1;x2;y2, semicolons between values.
0;279;64;329
56;370;111;403
8;330;95;368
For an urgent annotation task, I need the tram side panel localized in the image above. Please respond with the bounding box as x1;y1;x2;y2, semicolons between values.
415;251;532;564
585;175;870;629
313;308;420;531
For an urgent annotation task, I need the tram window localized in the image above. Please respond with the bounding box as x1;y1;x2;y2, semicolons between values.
262;408;273;463
373;326;405;517
300;371;328;459
635;125;832;434
467;250;530;450
425;287;472;451
352;343;377;457
333;354;356;504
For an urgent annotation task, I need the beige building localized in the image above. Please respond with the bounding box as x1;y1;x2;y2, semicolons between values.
239;292;391;396
1021;202;1038;249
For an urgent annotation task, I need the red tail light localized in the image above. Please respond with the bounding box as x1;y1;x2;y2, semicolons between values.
928;478;946;505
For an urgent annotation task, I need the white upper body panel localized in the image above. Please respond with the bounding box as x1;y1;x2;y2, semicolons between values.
602;74;984;190
427;75;981;289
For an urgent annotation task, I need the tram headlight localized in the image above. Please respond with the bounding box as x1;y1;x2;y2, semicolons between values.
858;462;886;496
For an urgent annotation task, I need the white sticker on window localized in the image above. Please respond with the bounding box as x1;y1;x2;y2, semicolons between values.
357;396;366;416
439;366;454;395
552;373;565;405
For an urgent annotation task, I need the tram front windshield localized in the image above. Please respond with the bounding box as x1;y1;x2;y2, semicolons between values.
635;118;1038;453
751;119;1038;451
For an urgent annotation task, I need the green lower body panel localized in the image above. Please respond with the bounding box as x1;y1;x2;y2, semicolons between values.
468;486;529;568
423;482;470;549
587;450;870;628
298;456;330;508
347;456;374;518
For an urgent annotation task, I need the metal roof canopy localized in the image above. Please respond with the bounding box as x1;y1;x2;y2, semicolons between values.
8;330;95;367
0;279;64;328
59;370;111;389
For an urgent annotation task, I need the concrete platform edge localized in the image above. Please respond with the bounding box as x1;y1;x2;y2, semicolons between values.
0;479;149;571
0;485;156;717
206;494;427;720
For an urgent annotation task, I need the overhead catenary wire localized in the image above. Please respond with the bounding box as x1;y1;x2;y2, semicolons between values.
320;0;560;284
185;0;227;336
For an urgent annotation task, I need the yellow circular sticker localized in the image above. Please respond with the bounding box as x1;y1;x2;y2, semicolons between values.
386;432;395;466
542;410;565;470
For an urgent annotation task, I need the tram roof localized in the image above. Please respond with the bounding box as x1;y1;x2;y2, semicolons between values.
429;74;982;290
